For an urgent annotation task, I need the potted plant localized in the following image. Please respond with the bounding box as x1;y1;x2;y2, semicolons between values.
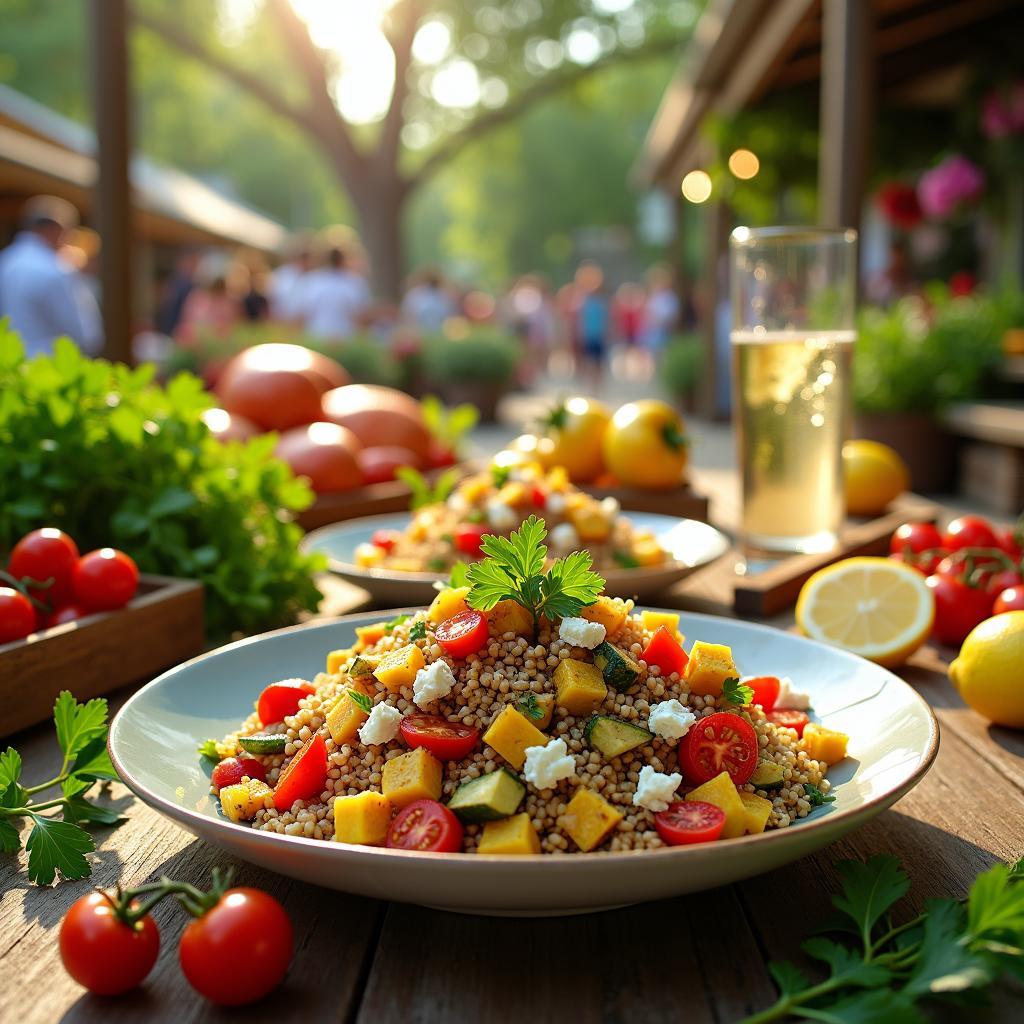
660;334;704;413
421;327;521;421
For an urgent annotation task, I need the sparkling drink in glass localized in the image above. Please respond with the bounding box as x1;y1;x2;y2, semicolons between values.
730;227;857;559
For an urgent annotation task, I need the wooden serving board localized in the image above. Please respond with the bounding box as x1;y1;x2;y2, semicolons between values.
586;481;710;522
732;494;939;617
0;574;204;736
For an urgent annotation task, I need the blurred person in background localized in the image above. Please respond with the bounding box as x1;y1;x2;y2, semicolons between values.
504;273;558;384
156;247;200;337
641;264;680;357
575;262;610;391
296;246;372;341
58;226;104;355
175;251;242;346
400;267;456;332
0;195;102;355
238;254;271;322
612;280;647;379
270;233;313;322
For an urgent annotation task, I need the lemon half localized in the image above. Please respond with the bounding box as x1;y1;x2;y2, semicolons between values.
796;556;934;667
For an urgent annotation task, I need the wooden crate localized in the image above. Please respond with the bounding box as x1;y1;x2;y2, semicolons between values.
0;575;204;737
585;482;710;522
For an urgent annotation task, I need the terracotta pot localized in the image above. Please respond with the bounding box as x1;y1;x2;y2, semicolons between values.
854;411;955;493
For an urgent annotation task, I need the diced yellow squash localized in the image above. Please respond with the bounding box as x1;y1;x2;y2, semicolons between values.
685;771;746;839
355;543;385;568
581;597;629;637
326;683;372;745
373;644;425;693
553;658;607;716
326;647;354;675
633;536;666;567
640;610;683;640
218;779;272;823
333;791;392;846
802;723;848;765
683;641;738;697
381;747;443;809
563;491;589;512
562;787;623;852
407;518;429;542
546;465;570;492
428;586;471;626
355;623;387;652
482;705;548;769
477;812;541;855
738;791;773;834
486;599;534;639
498;481;528;506
569;507;612;543
458;475;490;503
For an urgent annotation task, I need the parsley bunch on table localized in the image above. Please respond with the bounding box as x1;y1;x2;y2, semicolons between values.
745;854;1024;1022
0;692;124;885
465;515;604;627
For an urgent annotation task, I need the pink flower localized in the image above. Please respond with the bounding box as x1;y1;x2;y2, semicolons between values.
917;155;985;220
981;81;1024;139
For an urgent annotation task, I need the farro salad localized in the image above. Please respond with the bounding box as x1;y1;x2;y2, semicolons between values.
203;516;848;855
354;461;668;574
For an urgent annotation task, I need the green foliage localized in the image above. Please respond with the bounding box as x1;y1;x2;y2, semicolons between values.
660;334;704;397
0;326;324;636
853;287;1010;414
722;677;753;706
395;466;460;511
422;329;521;383
324;335;403;387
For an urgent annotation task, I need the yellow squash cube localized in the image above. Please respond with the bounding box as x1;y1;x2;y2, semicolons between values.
633;536;666;567
562;787;623;852
477;812;541;855
326;647;354;675
486;600;534;639
581;597;629;637
458;475;490;503
685;771;746;839
333;792;392;846
326;685;371;745
428;586;471;626
569;507;612;543
523;693;555;730
738;791;773;834
482;705;548;769
683;641;738;697
802;724;848;765
355;543;384;568
373;644;425;693
497;481;528;506
381;747;443;809
553;659;607;716
355;623;387;651
546;465;570;492
640;610;683;640
218;779;272;823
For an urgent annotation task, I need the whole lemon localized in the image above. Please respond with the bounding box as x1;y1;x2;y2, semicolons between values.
843;439;909;516
949;611;1024;728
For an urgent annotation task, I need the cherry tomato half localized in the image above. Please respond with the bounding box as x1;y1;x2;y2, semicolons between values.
8;527;79;607
766;709;810;737
994;586;1024;615
678;712;758;786
211;756;268;791
926;573;994;648
399;714;480;760
434;610;489;659
745;676;781;713
454;523;489;557
273;732;327;811
654;800;726;846
257;679;316;726
0;587;36;643
942;515;999;553
385;799;464;852
640;626;689;677
371;529;401;552
45;603;87;629
60;891;160;995
73;548;139;612
179;888;293;1006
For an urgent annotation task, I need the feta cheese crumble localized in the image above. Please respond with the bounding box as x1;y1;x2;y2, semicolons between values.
775;676;811;710
546;492;567;516
486;499;518;531
632;765;682;812
647;699;697;741
357;702;402;745
413;660;457;707
523;738;577;789
549;522;579;551
600;496;621;519
558;616;606;650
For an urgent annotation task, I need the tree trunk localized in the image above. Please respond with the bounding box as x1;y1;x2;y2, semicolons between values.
354;179;406;304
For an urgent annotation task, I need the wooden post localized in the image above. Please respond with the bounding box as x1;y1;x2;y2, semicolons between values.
699;198;732;421
818;0;873;232
89;0;133;364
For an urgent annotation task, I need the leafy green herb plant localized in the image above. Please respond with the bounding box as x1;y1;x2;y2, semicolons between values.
395;465;460;511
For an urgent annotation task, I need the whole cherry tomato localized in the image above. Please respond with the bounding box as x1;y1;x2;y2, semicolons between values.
0;587;36;643
8;527;79;607
73;548;139;612
454;523;489;556
178;888;293;1005
942;515;999;553
994;586;1024;615
60;891;160;995
45;603;88;628
926;573;994;647
987;568;1023;597
995;527;1022;562
889;522;945;575
211;756;267;791
935;553;1005;590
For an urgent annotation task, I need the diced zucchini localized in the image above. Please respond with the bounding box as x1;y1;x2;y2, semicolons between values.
349;655;380;678
749;760;785;789
592;642;642;692
237;733;287;755
584;715;654;758
447;768;526;823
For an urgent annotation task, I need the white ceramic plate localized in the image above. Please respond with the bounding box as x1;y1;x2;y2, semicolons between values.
302;512;731;605
109;609;939;917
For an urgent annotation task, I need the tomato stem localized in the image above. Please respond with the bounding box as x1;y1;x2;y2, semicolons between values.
99;867;236;927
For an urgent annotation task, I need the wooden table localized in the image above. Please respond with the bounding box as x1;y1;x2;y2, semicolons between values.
2;557;1022;1023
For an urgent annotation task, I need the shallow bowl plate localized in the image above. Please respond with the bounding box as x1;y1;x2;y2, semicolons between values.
109;609;938;916
302;512;731;604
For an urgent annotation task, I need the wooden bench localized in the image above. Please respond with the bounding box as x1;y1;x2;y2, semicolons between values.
942;402;1024;515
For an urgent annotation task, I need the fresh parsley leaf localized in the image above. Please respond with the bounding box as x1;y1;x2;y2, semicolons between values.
197;739;220;761
722;676;754;706
967;860;1024;938
53;691;108;760
384;613;410;632
465;557;520;611
448;561;470;589
70;735;118;781
905;898;991;997
612;550;640;569
466;509;487;524
0;746;22;789
801;936;891;988
832;855;910;945
348;690;373;715
62;796;126;829
803;781;836;806
491;463;512;488
814;989;923;1023
61;776;92;800
538;549;604;620
480;515;547;580
427;557;447;572
0;818;20;854
397;466;461;510
768;961;809;996
25;814;95;885
410;620;427;641
516;693;544;721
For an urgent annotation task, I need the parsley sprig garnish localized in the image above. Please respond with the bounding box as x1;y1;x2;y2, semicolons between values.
1;691;125;885
802;781;835;806
409;620;427;641
516;693;544;721
465;515;604;626
722;676;754;706
347;690;373;714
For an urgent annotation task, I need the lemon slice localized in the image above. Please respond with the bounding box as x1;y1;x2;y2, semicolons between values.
796;556;934;667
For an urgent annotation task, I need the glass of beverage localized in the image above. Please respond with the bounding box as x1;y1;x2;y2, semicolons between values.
730;226;857;563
